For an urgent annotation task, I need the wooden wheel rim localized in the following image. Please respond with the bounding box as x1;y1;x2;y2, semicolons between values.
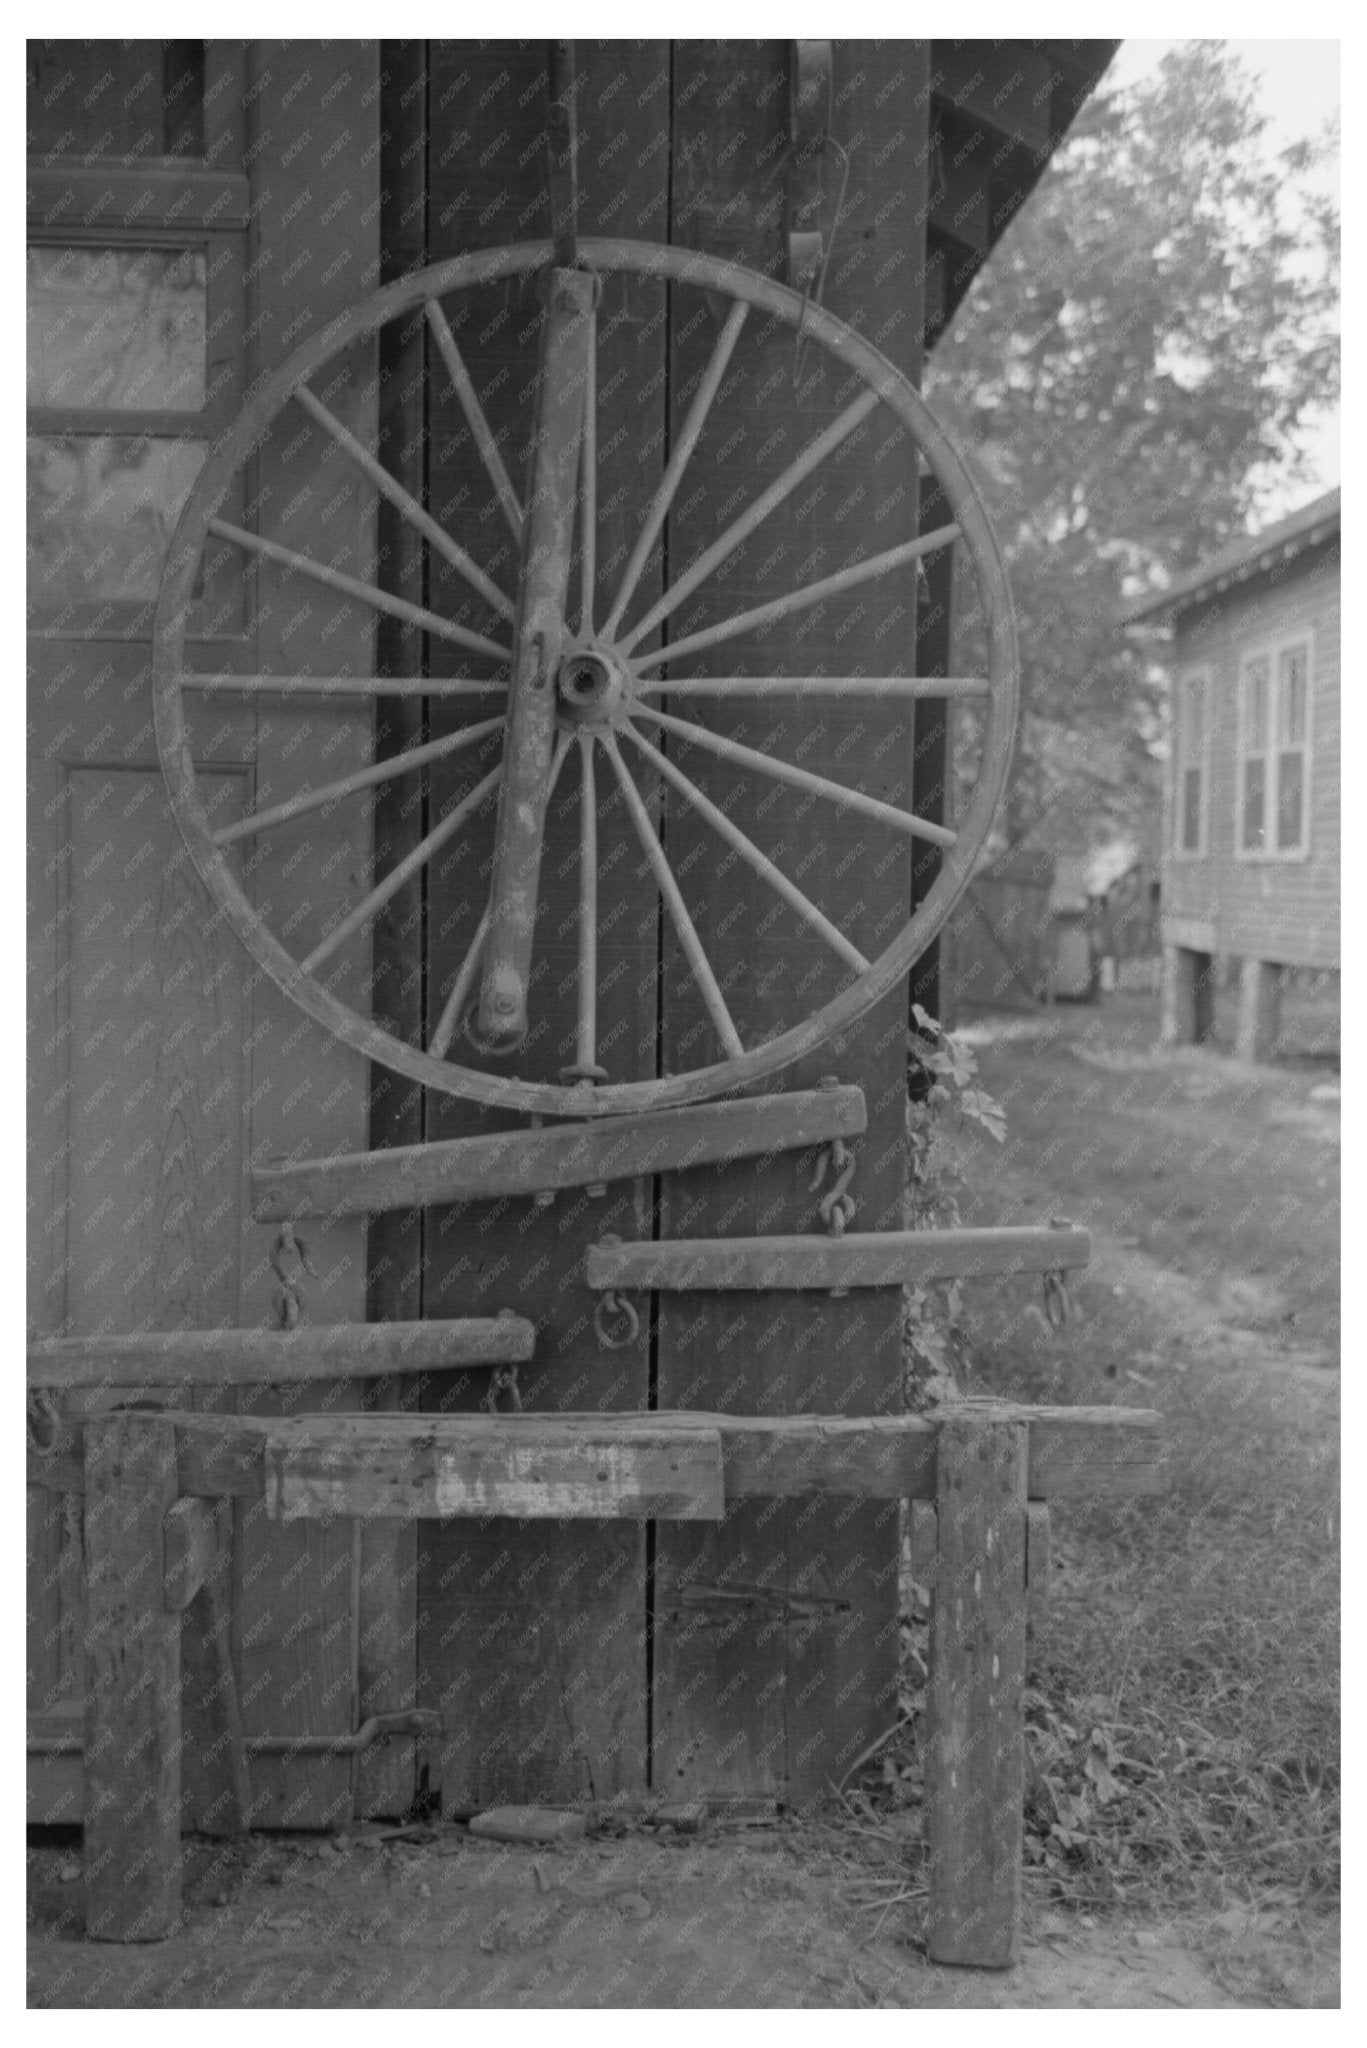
153;238;1018;1118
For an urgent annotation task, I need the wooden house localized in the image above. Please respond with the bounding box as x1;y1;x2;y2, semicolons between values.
27;37;1118;1840
1125;489;1340;1060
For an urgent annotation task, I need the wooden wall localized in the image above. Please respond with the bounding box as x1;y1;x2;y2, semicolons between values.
27;41;387;1825
1162;538;1340;971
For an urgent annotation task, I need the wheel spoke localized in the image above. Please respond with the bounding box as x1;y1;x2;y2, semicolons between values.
630;525;962;673
632;674;990;700
298;761;502;977
600;733;744;1061
428;734;573;1059
573;731;601;1073
632;705;958;850
293;384;515;623
578;309;597;633
209;518;511;663
183;673;508;700
429;905;489;1059
425;299;525;544
603;299;749;639
620;724;870;974
618;386;882;654
214;718;503;848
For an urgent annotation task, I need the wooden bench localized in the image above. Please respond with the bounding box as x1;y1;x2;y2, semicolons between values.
29;1390;1160;1965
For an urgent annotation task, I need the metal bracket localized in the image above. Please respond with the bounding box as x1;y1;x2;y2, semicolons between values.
786;40;833;285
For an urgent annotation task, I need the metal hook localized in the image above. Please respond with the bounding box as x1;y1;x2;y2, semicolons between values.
484;1362;524;1413
594;1291;640;1351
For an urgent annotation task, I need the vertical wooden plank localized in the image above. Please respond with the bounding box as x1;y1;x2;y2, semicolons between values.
653;39;930;1808
82;1414;181;1942
52;767;250;1831
925;1416;1028;1969
354;35;430;1823
419;38;670;1813
180;1499;252;1835
27;756;74;1817
233;39;383;1828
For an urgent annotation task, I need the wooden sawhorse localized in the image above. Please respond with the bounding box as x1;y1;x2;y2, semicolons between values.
47;1399;1160;1966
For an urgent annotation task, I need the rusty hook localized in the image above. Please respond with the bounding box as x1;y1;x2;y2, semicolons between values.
594;1291;640;1351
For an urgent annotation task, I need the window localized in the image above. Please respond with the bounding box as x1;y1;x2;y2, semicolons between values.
1173;669;1209;854
26;44;247;640
1238;636;1312;858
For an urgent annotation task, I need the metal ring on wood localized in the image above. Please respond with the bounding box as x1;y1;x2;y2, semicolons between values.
594;1290;641;1351
27;1388;61;1458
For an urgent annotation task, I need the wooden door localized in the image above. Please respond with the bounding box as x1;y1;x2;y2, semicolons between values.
649;41;930;1807
408;39;935;1809
414;38;674;1813
26;40;412;1827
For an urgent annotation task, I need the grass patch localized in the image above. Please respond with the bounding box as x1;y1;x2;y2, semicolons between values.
897;992;1340;1918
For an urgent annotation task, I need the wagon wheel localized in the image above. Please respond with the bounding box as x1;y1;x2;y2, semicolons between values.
153;239;1018;1119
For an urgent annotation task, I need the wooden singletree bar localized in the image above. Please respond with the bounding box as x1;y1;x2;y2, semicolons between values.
82;1414;182;1942
585;1225;1091;1293
250;1087;867;1220
27;1317;534;1389
25;1405;1160;1511
925;1415;1029;1968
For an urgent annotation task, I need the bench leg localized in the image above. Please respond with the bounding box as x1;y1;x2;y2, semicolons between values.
925;1415;1028;1967
82;1414;182;1941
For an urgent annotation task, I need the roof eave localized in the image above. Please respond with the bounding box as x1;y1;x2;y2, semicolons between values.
1121;511;1341;628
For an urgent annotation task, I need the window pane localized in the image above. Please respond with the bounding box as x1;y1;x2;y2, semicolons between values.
1179;674;1205;756
1182;767;1203;851
1242;758;1266;852
1277;751;1304;850
27;434;204;608
1243;656;1269;750
28;247;207;413
27;40;204;158
1279;644;1308;744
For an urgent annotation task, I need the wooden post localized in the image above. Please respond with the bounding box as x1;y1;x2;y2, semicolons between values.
1162;943;1214;1046
1236;957;1283;1063
82;1415;181;1942
926;1415;1028;1968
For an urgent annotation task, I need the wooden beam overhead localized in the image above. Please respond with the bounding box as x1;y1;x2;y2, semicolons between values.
929;42;1060;158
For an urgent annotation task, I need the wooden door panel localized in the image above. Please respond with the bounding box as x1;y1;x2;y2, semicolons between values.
418;38;672;1814
652;42;930;1805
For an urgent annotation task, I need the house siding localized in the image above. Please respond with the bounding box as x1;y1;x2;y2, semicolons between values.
1161;535;1340;971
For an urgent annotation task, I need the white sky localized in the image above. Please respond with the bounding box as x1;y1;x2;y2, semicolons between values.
1106;38;1341;510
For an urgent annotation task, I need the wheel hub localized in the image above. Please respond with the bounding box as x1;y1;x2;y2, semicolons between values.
557;642;632;727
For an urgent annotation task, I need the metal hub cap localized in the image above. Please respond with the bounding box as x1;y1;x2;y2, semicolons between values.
556;643;632;727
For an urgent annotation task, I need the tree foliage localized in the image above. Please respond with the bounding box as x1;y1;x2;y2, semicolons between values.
927;41;1340;847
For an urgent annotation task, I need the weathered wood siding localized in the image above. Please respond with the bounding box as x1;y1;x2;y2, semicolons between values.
27;41;386;1826
1162;537;1340;970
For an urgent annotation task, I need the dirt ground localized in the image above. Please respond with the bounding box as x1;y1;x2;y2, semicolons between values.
27;987;1340;2009
25;1818;1338;2009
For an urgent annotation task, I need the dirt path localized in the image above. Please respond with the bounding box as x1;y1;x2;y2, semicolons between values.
28;1820;1334;2008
